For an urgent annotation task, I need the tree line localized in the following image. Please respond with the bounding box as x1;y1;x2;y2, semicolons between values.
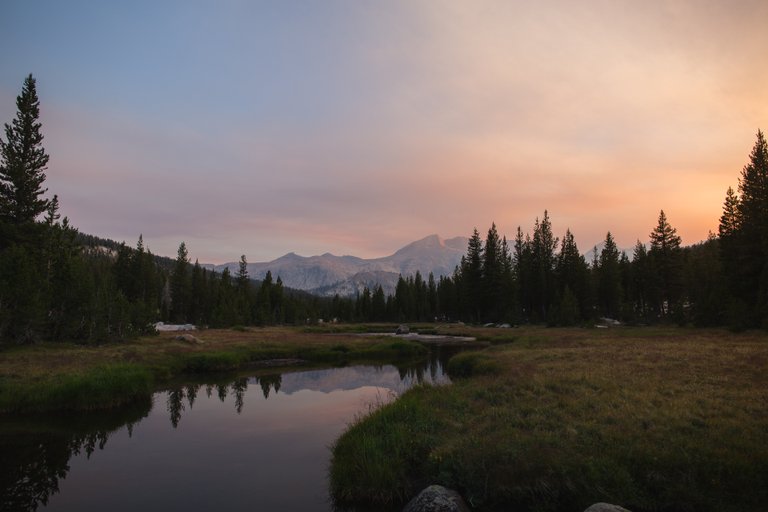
1;75;766;343
345;131;767;329
0;75;341;344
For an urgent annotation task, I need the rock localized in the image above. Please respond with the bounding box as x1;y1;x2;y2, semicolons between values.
396;324;410;335
155;322;197;331
584;503;633;512
175;334;204;345
403;485;469;512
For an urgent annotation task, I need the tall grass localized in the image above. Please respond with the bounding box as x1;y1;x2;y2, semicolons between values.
330;386;445;508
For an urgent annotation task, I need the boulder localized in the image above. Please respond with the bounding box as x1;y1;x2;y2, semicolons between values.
396;324;410;335
403;485;469;512
584;503;633;512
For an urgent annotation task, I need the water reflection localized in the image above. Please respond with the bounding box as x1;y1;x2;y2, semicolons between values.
0;348;456;512
0;398;151;512
162;348;453;428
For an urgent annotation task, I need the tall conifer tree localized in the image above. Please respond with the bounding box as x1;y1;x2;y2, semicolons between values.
462;228;484;321
482;223;503;321
0;74;50;225
649;210;682;319
170;242;191;322
597;232;622;319
721;130;768;325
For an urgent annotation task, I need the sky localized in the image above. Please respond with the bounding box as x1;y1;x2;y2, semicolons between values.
2;1;767;264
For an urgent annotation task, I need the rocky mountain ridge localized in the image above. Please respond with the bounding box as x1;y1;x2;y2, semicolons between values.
217;234;469;297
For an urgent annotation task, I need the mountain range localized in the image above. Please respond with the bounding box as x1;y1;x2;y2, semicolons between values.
216;234;469;297
215;234;640;297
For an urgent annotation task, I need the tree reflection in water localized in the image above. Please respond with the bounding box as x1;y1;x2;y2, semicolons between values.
1;345;461;511
0;397;151;512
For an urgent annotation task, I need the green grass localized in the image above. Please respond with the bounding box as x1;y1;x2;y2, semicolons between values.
330;386;447;507
330;327;768;512
0;363;154;413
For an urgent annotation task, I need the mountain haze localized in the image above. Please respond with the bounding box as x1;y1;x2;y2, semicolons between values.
217;235;468;296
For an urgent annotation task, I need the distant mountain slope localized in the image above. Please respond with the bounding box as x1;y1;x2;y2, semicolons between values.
217;234;468;296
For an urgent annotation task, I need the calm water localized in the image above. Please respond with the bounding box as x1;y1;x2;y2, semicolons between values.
1;351;454;512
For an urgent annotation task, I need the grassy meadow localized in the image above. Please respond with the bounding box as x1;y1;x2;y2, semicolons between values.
330;326;768;512
3;324;767;511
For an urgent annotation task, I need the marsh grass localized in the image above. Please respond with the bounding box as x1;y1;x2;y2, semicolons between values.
0;363;154;413
330;327;768;511
0;326;429;413
330;385;446;507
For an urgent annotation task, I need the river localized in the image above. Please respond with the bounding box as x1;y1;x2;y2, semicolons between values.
0;349;455;512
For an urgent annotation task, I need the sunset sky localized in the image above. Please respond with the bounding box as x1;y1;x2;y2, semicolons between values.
2;1;767;263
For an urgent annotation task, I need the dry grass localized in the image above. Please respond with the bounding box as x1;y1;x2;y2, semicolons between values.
331;326;768;512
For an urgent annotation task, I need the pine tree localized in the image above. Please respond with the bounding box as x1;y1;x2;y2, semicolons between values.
649;210;683;319
256;271;273;325
597;232;622;319
499;236;517;322
719;186;740;240
628;241;652;322
482;223;503;321
461;229;484;322
271;275;284;323
170;242;191;322
555;229;589;321
356;287;372;321
530;211;558;322
189;260;205;325
683;236;725;327
235;255;252;324
437;274;458;321
721;130;768;326
371;285;386;321
737;130;768;239
394;275;412;321
426;272;438;321
44;214;91;340
212;268;236;327
0;74;50;225
514;227;533;322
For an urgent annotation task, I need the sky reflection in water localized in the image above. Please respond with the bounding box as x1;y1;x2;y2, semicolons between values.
3;356;450;512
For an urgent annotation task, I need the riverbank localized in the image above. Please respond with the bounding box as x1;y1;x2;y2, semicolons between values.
0;325;435;413
330;326;768;512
